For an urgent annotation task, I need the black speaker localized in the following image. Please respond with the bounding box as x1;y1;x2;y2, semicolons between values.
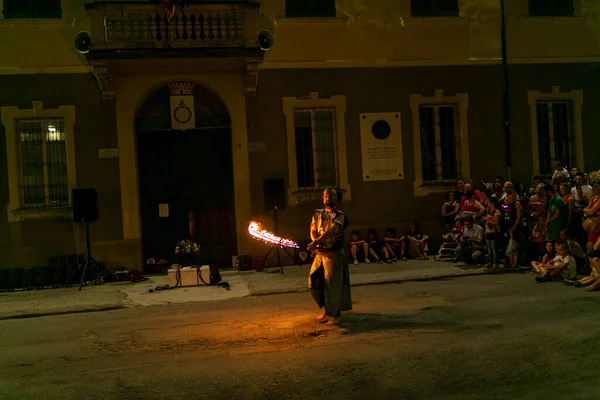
263;178;285;211
72;188;99;223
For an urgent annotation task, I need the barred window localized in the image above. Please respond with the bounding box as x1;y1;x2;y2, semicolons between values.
535;101;573;175
2;0;62;19
293;108;337;189
418;105;460;184
17;118;69;208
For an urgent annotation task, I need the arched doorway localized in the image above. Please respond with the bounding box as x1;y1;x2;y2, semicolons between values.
135;82;237;269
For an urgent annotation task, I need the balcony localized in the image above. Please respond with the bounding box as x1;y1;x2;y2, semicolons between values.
84;1;262;60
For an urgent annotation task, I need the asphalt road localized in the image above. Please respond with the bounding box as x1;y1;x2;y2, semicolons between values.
1;273;599;400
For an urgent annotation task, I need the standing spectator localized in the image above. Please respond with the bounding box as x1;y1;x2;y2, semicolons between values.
559;183;574;232
483;199;501;268
583;180;600;252
528;184;549;260
571;172;593;201
441;191;460;231
500;190;523;268
552;161;570;183
545;185;566;242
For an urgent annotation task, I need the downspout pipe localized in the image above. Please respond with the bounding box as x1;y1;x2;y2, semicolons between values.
500;0;512;181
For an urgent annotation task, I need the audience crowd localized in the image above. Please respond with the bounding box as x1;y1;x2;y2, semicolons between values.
347;162;600;291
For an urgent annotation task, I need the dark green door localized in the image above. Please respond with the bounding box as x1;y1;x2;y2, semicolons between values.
137;128;236;269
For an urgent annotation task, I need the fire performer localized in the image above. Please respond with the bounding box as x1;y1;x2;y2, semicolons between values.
307;188;352;325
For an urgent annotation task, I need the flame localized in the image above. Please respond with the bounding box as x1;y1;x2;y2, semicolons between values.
248;221;299;249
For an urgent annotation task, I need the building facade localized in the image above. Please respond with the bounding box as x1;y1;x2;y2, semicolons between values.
0;0;599;271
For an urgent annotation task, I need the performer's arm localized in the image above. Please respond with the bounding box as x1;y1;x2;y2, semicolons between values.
310;214;319;241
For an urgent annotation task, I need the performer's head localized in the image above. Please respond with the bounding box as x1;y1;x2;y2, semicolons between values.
323;187;338;208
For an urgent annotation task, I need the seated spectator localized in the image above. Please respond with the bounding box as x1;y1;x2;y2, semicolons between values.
383;228;406;261
403;223;429;260
531;241;555;271
443;219;464;242
579;250;600;291
348;230;371;265
441;191;460;232
560;230;586;272
366;228;391;264
533;242;576;283
458;215;486;264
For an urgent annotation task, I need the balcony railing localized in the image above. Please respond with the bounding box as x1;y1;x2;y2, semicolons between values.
84;1;260;52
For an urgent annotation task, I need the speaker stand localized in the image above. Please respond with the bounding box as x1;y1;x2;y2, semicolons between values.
261;207;296;274
79;222;100;291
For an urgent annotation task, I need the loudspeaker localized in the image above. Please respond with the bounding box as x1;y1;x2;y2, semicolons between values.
72;188;99;223
263;178;285;210
74;31;91;54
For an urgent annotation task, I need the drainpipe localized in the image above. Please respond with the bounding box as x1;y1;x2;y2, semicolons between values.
500;0;512;181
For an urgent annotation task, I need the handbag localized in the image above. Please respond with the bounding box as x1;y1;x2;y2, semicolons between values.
583;216;600;234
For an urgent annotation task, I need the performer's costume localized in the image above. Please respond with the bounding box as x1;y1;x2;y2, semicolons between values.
308;209;352;317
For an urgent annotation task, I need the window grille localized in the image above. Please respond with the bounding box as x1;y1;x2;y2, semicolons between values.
419;105;460;184
411;0;459;17
293;108;338;189
17;118;69;208
535;101;573;174
2;0;62;19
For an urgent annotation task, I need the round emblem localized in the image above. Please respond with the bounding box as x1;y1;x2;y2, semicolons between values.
173;104;192;124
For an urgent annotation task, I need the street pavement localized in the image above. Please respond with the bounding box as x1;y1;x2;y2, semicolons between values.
0;260;490;319
1;274;599;399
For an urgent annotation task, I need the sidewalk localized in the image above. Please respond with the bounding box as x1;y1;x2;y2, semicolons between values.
0;260;491;320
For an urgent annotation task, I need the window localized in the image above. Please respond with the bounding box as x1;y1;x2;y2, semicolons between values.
529;0;574;17
535;101;574;175
418;105;459;183
411;0;459;17
1;102;76;221
410;90;469;196
17;118;69;208
282;92;350;205
285;0;336;18
528;87;583;177
2;0;62;19
294;108;337;189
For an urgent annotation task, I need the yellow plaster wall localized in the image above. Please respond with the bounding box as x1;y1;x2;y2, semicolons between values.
0;0;599;72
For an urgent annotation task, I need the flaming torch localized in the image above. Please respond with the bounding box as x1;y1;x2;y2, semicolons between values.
248;221;299;249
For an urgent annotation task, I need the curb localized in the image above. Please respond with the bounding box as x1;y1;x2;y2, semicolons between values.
0;305;126;321
249;268;518;296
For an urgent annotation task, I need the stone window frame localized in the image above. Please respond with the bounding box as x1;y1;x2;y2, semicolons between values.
527;86;584;176
0;101;76;222
282;92;351;205
409;89;470;197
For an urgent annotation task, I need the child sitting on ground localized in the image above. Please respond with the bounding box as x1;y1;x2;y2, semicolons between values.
533;242;577;283
579;250;600;291
443;219;464;241
366;228;390;264
560;230;587;273
383;227;407;261
530;241;555;271
348;230;371;265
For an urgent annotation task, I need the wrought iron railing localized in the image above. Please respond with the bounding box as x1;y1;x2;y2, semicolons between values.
85;1;260;51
